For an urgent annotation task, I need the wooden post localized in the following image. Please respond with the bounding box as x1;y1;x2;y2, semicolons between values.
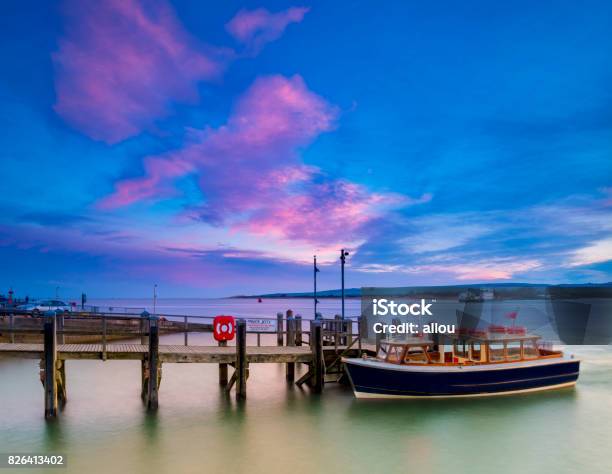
140;310;149;345
310;320;324;393
102;315;107;361
357;317;362;357
286;317;296;382
184;316;188;346
347;318;353;346
276;312;283;346
56;312;65;345
295;315;302;346
43;310;58;419
334;314;341;351
235;319;247;400
9;313;15;344
146;315;160;410
218;340;228;386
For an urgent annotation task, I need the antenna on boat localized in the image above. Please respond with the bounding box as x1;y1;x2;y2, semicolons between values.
340;249;349;320
314;255;320;318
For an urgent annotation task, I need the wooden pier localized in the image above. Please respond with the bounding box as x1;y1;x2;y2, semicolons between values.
0;310;370;418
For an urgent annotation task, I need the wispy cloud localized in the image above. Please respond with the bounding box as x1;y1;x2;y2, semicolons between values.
226;7;309;54
355;258;542;281
400;215;492;253
53;0;229;144
567;238;612;267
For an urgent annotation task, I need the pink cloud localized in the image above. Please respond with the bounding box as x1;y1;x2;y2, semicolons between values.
100;74;420;245
226;7;309;53
53;0;227;144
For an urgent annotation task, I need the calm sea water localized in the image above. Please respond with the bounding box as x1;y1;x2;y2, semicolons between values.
1;298;611;474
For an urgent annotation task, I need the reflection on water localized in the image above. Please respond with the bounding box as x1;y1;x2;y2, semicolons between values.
1;300;611;474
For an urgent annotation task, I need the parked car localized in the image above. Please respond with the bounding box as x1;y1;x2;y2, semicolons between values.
17;300;72;314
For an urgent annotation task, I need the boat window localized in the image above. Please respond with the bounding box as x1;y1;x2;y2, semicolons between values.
376;343;389;360
523;340;538;359
470;342;482;361
386;345;405;364
404;346;428;364
454;340;468;358
489;342;505;362
506;341;521;360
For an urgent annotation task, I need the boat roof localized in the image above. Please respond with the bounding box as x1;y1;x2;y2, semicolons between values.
451;332;540;342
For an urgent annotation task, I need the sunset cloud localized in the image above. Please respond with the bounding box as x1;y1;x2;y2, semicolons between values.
567;238;612;267
226;7;309;53
53;0;228;143
100;74;417;246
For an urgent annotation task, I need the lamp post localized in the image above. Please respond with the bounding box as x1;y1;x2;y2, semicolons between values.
153;284;158;315
314;255;320;318
340;249;349;319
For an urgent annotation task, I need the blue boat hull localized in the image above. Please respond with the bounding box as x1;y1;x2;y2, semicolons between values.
344;358;580;398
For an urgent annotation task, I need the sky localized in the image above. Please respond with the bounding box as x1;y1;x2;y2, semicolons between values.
0;0;611;298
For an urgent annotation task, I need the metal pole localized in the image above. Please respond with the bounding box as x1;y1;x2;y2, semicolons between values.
340;249;349;319
153;284;157;315
314;255;320;319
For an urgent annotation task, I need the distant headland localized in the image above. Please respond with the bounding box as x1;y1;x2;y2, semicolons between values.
231;282;612;299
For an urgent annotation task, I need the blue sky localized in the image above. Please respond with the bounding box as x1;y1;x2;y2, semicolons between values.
0;0;611;298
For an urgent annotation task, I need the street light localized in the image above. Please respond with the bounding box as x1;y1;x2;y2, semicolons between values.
314;255;320;318
153;284;158;315
340;249;349;319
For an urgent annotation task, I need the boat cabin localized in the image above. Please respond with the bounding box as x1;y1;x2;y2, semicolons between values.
375;332;562;366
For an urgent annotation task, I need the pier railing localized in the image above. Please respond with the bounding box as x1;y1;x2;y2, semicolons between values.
0;309;363;352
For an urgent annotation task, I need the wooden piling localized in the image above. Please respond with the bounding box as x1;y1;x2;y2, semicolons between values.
334;314;342;351
102;316;107;361
295;315;302;346
9;312;15;344
184;316;188;346
218;340;228;386
286;317;296;382
235;319;247;400
310;320;324;393
140;311;149;345
146;316;160;410
347;318;353;346
357;317;363;357
276;312;283;346
56;311;65;345
43;310;58;419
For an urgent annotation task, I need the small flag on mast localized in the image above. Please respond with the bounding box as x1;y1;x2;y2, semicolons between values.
505;310;519;327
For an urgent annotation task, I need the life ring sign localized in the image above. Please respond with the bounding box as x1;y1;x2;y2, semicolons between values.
213;315;236;341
